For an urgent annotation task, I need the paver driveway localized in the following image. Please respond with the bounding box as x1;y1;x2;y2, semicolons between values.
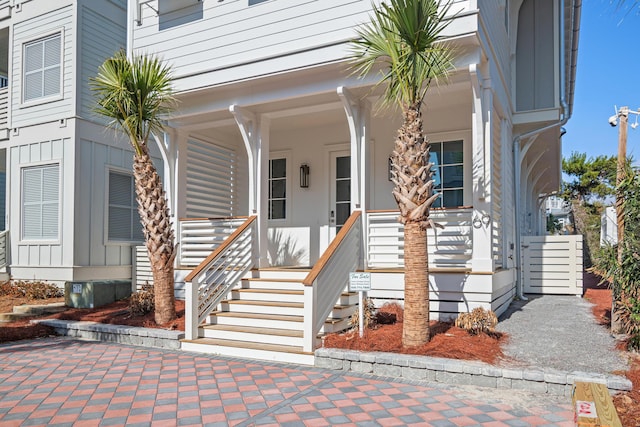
0;337;573;426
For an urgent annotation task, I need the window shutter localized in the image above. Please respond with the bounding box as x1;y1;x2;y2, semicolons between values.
22;165;59;240
43;35;61;97
23;33;61;102
108;171;143;242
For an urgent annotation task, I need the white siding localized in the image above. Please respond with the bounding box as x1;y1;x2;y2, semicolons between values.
78;0;126;121
9;135;69;269
11;5;74;128
74;135;164;269
133;0;473;88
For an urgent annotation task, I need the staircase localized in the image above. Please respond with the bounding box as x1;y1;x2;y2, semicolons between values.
181;268;358;365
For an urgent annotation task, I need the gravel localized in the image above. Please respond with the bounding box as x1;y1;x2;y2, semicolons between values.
495;295;629;374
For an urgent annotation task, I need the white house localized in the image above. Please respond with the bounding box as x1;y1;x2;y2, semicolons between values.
0;0;582;364
0;0;165;285
125;0;582;363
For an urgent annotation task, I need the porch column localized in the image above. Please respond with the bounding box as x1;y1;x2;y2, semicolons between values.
338;86;371;269
469;64;494;272
230;105;270;268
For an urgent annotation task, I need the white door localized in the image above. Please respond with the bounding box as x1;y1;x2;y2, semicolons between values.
329;151;351;240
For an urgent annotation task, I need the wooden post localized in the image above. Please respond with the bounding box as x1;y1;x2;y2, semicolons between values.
612;107;628;334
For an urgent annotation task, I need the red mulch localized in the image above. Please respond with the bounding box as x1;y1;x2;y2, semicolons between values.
323;303;506;365
43;299;186;331
583;271;640;426
0;297;185;344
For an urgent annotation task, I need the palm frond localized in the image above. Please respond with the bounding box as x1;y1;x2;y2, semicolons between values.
349;0;455;110
91;50;176;155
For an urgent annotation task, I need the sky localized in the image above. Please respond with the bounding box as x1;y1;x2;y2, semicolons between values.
562;1;640;161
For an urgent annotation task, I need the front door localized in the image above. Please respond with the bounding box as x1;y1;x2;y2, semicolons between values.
329;151;351;240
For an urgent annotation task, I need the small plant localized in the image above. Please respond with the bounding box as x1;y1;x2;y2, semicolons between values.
129;284;155;316
455;307;498;335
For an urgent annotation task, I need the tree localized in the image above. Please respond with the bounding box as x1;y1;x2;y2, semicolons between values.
562;151;618;202
350;0;454;347
91;50;177;325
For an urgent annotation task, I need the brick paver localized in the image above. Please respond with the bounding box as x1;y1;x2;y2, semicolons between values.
0;337;573;426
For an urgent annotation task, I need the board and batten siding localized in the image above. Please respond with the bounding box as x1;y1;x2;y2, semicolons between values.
74;138;163;268
133;0;472;88
11;5;75;128
78;0;126;122
185;139;235;218
10;137;69;268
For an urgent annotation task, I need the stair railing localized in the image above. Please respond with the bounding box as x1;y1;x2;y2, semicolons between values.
0;230;8;269
302;211;362;352
184;216;257;340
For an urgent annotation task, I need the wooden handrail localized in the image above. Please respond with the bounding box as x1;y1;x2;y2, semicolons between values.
366;206;473;214
179;216;250;222
302;211;362;286
184;216;257;282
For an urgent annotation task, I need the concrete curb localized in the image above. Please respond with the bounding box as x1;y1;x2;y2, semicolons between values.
315;348;632;396
34;319;184;350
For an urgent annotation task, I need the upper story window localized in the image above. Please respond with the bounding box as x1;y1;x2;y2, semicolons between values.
430;140;464;208
22;163;59;240
268;158;286;220
108;170;143;242
23;33;61;103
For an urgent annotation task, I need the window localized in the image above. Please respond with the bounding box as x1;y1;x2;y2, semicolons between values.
430;140;464;208
22;164;59;240
23;33;61;102
108;171;143;242
268;158;286;220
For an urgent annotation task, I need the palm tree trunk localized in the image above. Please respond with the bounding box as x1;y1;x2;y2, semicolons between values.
392;105;434;348
402;222;430;346
133;147;176;325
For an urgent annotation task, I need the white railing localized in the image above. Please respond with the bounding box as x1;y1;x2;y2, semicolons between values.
185;216;257;340
366;207;473;269
302;211;362;352
178;217;249;267
0;86;8;129
0;230;7;268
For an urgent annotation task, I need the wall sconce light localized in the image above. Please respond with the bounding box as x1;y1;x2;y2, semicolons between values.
300;164;310;188
388;156;393;181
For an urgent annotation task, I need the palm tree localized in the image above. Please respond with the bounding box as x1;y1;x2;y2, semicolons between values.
350;0;454;347
91;50;177;325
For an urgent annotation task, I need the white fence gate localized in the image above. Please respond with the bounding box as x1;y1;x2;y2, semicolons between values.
521;235;583;296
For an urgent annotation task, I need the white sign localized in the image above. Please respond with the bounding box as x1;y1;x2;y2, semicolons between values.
349;272;371;292
72;283;83;294
575;401;597;419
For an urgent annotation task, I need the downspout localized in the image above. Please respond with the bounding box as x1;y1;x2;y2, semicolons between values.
513;0;579;299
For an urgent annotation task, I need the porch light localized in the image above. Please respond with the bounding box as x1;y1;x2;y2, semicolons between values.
300;164;310;188
388;156;393;181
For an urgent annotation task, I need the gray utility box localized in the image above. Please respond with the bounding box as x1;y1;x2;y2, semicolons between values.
65;280;132;309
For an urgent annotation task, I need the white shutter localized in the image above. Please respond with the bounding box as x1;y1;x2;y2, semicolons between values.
23;33;61;102
108;171;143;242
22;164;59;240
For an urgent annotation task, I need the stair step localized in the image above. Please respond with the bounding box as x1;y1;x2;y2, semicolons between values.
181;338;315;365
250;269;309;280
213;311;303;323
241;278;304;290
203;324;303;337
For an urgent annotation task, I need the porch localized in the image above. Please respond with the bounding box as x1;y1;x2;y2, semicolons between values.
132;207;514;364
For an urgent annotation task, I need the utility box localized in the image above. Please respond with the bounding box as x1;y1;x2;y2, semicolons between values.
65;280;132;309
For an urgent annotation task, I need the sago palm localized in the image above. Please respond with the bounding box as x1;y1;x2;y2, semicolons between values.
350;0;454;347
91;50;177;325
